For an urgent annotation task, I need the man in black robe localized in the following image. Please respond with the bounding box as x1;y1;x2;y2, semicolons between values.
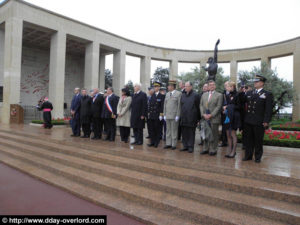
39;97;53;129
80;88;92;138
130;83;148;145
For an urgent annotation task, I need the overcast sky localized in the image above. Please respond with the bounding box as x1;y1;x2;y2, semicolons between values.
19;0;299;92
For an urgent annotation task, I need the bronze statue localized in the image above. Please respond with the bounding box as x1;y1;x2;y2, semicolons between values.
202;39;220;81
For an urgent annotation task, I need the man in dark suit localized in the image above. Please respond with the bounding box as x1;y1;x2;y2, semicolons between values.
146;87;154;139
70;87;81;137
177;81;186;141
91;88;104;140
80;88;92;138
101;87;119;141
242;75;273;163
180;81;201;153
130;83;148;145
148;82;165;148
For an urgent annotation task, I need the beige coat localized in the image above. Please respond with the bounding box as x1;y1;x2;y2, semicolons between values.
116;96;132;127
200;91;223;124
163;90;182;119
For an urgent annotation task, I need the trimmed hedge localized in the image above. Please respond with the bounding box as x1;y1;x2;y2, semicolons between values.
271;125;300;131
31;120;66;125
237;134;300;148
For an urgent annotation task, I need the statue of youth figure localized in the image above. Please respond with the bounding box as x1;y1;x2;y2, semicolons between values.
202;39;220;81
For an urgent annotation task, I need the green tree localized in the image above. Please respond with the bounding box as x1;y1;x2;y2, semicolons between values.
151;67;169;87
105;69;112;88
238;62;294;114
125;80;134;95
177;66;229;93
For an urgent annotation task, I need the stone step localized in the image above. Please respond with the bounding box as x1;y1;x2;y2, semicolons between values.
1;128;299;188
0;154;196;225
0;137;299;224
1;132;300;205
0;146;285;225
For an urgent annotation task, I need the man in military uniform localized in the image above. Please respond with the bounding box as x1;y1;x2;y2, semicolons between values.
163;80;182;150
242;75;273;163
147;81;165;148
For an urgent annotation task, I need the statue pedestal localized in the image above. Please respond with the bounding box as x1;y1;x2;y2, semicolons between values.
10;104;24;124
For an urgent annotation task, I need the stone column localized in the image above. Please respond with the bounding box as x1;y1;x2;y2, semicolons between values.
84;41;99;90
293;40;300;121
140;56;151;92
0;28;4;87
261;56;271;70
113;49;126;93
1;17;23;124
169;59;178;80
200;59;207;69
230;60;238;83
48;31;66;120
99;54;106;91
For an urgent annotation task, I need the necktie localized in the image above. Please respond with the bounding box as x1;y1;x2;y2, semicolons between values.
170;92;172;97
208;92;212;102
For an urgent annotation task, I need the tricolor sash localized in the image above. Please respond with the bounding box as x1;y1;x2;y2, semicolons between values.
105;96;113;113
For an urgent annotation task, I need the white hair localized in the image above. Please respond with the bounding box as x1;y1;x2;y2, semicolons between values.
74;87;80;91
134;83;142;88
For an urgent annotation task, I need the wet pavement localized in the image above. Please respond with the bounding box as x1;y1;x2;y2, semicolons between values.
1;124;299;180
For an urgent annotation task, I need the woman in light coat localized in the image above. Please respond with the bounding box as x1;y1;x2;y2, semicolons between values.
117;88;132;143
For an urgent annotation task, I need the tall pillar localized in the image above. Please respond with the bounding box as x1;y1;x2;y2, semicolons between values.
113;49;126;93
261;56;271;70
1;17;23;124
169;59;178;80
230;60;238;83
140;56;151;92
48;31;66;120
99;54;106;91
293;40;300;121
0;28;4;87
84;41;99;90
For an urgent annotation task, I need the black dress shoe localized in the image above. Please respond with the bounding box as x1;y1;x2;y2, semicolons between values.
171;146;176;150
146;136;150;139
154;144;158;148
131;141;137;145
91;136;99;140
71;134;79;137
180;148;188;151
200;150;209;155
148;143;154;147
164;145;172;149
198;142;203;146
209;152;217;156
255;159;261;163
80;136;86;138
136;142;143;145
242;157;252;161
188;148;194;153
228;153;236;158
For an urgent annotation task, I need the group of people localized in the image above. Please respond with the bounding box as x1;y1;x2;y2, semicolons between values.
39;74;273;164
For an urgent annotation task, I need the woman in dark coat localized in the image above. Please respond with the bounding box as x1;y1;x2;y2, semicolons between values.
80;89;92;138
39;97;53;129
223;81;241;158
